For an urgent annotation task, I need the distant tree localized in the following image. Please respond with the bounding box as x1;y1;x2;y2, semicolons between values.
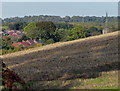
2;15;117;27
2;39;14;50
86;27;102;37
24;22;40;39
46;39;55;44
55;23;73;29
36;21;56;39
24;21;56;40
2;40;7;49
8;22;27;30
63;16;71;22
2;37;12;45
68;27;86;40
53;27;86;42
53;29;71;42
17;35;29;42
71;16;81;22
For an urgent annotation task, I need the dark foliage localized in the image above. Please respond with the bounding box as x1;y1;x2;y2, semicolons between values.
86;27;102;37
24;21;56;40
55;22;74;29
2;62;29;90
8;22;27;30
2;15;117;24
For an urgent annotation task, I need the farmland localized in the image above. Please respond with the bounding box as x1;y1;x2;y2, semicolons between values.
2;31;119;89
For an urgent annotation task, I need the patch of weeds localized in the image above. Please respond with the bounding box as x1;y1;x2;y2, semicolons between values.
94;85;118;89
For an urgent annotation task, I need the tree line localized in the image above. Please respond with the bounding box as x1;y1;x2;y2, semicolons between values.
2;15;117;24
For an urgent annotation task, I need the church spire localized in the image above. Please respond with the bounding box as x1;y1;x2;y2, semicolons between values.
102;12;110;34
105;12;108;28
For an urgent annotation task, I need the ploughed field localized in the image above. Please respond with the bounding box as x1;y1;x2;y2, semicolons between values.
2;31;119;89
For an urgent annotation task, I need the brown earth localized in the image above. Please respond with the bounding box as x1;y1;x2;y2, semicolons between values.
2;31;119;82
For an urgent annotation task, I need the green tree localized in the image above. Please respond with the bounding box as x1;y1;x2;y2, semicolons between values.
2;37;12;45
17;35;29;42
2;39;14;50
53;27;86;42
46;39;55;44
24;21;56;40
8;22;27;30
53;28;71;42
24;22;40;39
86;27;102;37
36;21;56;40
2;40;7;49
55;23;73;29
68;27;86;40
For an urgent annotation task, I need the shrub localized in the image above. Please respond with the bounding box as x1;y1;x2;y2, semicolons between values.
36;43;43;47
46;39;55;44
2;62;29;90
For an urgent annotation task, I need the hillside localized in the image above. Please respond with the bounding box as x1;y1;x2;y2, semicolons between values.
2;31;119;89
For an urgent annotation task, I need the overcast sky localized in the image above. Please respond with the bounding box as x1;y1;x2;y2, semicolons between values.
2;2;118;18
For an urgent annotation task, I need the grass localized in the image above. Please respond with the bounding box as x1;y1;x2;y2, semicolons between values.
2;26;9;30
95;86;118;89
28;70;118;89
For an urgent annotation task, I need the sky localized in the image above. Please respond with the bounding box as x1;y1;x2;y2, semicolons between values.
1;0;119;2
1;2;118;18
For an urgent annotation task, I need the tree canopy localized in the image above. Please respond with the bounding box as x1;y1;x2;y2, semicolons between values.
24;21;56;40
86;27;102;37
8;22;27;30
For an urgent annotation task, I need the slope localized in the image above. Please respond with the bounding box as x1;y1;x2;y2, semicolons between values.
2;31;119;89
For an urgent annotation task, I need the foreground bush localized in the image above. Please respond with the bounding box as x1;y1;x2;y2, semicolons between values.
2;62;29;90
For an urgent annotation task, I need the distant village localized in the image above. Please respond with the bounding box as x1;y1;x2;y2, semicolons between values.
1;12;116;55
1;30;44;48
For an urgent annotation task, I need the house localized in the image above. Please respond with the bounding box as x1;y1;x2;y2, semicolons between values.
26;40;35;45
35;39;44;45
2;30;25;41
12;42;22;47
12;41;30;48
21;41;30;47
8;30;15;34
12;39;44;48
12;40;34;48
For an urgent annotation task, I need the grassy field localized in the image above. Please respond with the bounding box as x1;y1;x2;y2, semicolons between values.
2;26;9;30
28;70;118;89
2;31;119;89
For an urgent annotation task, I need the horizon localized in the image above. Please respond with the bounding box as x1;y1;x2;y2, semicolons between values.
2;2;118;19
1;14;118;20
